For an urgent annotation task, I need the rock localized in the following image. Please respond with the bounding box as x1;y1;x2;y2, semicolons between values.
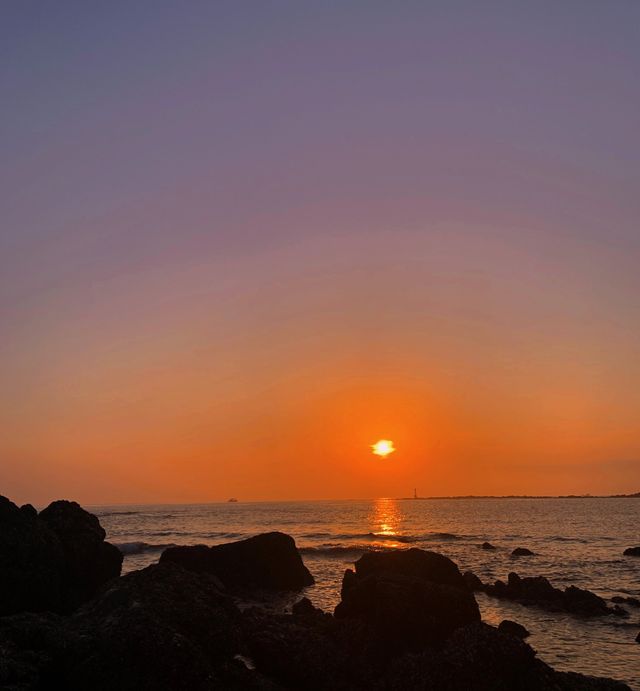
511;547;535;556
349;548;467;589
160;532;314;592
385;622;630;691
481;541;496;550
462;571;484;592
612;596;640;608
0;495;64;615
485;572;622;617
334;549;480;654
39;500;123;611
498;619;530;639
0;563;280;690
0;612;68;688
0;554;631;691
623;546;640;557
291;597;325;618
636;631;640;644
0;496;123;616
242;606;372;690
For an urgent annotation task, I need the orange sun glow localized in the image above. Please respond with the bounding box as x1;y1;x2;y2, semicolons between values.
371;439;396;458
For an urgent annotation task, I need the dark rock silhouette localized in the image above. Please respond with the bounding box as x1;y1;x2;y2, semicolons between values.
623;546;640;557
0;496;121;615
462;571;484;591
0;496;64;615
160;531;314;591
481;541;496;550
485;572;626;617
347;548;468;589
292;596;326;618
0;563;277;690
498;619;530;639
39;500;123;611
334;549;480;654
511;547;535;556
385;622;630;691
612;596;640;608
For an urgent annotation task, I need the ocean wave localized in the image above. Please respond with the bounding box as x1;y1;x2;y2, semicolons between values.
98;511;140;517
300;531;463;543
299;545;383;558
549;536;589;543
116;542;177;556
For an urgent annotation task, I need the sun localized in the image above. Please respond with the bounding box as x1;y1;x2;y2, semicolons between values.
371;439;396;458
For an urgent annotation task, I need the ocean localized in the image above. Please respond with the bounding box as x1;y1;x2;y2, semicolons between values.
95;497;640;689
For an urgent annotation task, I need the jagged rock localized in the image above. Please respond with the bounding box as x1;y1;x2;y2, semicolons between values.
39;500;123;611
498;619;530;639
0;496;122;616
481;542;496;550
485;572;624;617
334;549;480;654
292;597;325;618
0;496;64;615
462;571;484;592
612;596;640;608
0;563;280;690
623;546;640;557
511;547;535;556
242;606;375;690
160;532;314;592
385;622;630;690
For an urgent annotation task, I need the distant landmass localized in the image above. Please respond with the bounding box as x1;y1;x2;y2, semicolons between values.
399;492;640;500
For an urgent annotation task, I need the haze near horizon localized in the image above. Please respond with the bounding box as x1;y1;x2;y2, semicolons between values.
1;2;640;505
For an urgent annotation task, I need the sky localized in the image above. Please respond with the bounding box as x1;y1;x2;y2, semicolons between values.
1;1;639;504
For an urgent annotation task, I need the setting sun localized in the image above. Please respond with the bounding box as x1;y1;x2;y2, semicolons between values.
371;439;396;458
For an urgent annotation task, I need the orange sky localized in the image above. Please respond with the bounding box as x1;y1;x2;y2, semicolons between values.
3;229;640;504
2;4;639;504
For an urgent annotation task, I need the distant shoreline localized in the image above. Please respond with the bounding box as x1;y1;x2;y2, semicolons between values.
398;493;640;500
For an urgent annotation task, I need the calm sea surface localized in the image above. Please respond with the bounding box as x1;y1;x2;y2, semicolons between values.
94;498;640;689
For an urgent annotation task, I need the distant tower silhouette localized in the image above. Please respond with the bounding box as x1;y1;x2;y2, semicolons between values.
413;487;417;499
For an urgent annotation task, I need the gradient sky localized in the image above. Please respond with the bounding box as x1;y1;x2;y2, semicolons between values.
2;1;640;504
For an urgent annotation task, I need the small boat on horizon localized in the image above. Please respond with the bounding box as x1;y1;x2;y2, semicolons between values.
227;497;238;503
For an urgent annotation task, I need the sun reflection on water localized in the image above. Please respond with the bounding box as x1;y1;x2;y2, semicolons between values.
369;497;406;548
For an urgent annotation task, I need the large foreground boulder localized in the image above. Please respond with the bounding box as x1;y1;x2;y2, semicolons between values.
0;563;279;691
0;496;121;615
39;500;123;611
334;549;480;654
160;532;314;591
0;497;64;615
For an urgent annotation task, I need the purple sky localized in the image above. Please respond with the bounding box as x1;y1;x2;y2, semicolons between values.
1;2;639;502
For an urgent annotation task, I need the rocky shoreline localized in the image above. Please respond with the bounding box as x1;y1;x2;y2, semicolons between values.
0;496;636;690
